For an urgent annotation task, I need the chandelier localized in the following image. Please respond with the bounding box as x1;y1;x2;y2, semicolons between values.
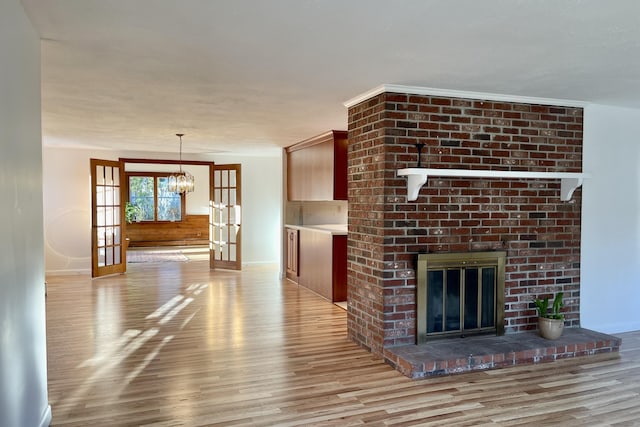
168;133;195;194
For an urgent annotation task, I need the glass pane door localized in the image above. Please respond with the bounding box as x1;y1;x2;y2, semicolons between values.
210;164;241;270
91;159;126;277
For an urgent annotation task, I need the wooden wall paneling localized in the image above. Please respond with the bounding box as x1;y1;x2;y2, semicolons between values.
126;214;209;247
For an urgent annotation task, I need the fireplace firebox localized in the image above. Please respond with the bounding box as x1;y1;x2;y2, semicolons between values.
416;251;506;344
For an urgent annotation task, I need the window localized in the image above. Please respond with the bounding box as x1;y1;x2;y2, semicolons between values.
127;173;184;222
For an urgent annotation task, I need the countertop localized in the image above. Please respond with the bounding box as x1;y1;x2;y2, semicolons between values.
285;224;347;235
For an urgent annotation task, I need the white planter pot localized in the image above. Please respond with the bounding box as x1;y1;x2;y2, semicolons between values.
538;317;564;340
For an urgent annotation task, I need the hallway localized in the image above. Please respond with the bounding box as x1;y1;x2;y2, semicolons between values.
46;260;640;426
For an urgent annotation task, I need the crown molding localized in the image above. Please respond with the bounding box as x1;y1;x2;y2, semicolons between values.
343;84;588;108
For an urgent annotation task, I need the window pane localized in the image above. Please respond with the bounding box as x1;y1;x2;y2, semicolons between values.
106;186;115;206
113;167;120;185
97;226;106;246
130;176;155;221
98;247;105;267
158;177;182;221
105;206;113;225
96;166;104;185
105;227;113;245
106;246;113;265
96;186;105;206
105;167;113;186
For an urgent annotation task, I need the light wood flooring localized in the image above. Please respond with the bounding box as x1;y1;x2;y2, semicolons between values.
46;260;640;426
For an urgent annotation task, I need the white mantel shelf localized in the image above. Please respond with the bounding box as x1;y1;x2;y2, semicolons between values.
397;168;588;202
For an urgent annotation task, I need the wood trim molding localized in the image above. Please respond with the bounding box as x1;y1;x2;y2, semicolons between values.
285;130;348;153
119;157;214;166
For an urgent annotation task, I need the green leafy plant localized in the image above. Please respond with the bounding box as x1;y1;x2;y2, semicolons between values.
534;292;564;319
124;202;141;224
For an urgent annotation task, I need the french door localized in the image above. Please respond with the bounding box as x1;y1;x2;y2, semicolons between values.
210;164;241;270
90;159;126;277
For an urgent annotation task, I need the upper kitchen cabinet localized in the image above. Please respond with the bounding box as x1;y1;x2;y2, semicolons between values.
286;130;348;201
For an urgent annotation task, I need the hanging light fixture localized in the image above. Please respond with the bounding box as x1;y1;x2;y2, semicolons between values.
168;133;195;194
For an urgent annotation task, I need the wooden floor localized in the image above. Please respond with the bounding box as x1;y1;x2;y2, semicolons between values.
46;260;640;426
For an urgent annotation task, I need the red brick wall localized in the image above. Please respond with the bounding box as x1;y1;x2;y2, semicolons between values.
347;91;583;356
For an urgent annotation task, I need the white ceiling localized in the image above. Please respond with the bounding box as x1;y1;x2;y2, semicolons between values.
21;0;640;155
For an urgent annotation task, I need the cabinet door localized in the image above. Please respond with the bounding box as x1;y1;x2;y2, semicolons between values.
287;148;311;201
286;131;347;201
287;141;332;200
285;228;299;279
332;235;347;302
298;229;333;300
307;139;334;200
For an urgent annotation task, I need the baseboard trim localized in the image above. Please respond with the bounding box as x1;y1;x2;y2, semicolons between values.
45;269;90;276
39;404;52;427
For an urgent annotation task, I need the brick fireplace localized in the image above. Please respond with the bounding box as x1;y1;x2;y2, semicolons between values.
344;86;620;375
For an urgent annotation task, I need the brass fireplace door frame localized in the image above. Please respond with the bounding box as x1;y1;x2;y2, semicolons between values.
416;251;506;344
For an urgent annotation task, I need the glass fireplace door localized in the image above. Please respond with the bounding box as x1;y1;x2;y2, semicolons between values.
426;266;496;335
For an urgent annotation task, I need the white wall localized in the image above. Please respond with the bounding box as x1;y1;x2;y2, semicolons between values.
43;147;282;273
582;104;640;333
200;153;283;266
43;148;93;273
0;1;51;426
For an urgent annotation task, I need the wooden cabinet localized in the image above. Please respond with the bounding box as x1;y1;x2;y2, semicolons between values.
297;229;347;302
286;130;348;201
285;227;299;281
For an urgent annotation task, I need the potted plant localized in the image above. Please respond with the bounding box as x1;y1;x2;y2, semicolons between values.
125;202;141;224
534;292;564;339
124;202;142;250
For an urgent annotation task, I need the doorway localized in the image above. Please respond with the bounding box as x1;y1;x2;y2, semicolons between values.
90;158;242;276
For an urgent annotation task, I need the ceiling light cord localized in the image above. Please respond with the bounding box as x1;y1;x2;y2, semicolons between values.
168;133;195;194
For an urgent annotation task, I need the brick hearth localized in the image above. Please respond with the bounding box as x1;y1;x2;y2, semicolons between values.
384;328;621;378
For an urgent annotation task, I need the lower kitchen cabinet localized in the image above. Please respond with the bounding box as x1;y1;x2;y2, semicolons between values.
287;227;347;302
